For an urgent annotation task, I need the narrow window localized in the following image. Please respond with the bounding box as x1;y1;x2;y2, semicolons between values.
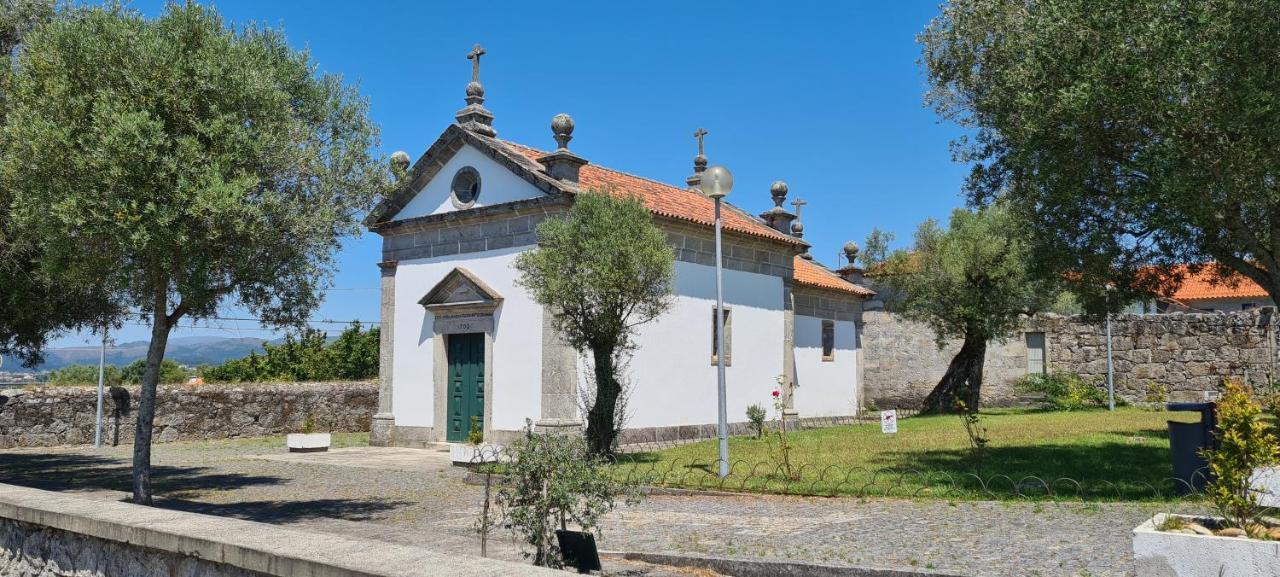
821;320;835;361
711;307;732;366
1025;332;1046;375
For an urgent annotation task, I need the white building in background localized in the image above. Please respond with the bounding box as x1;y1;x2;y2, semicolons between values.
365;46;874;447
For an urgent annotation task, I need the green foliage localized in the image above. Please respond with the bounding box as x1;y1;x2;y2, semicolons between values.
0;2;388;504
202;323;378;382
45;364;122;386
920;0;1280;311
745;404;767;439
954;400;990;474
514;190;674;454
121;359;190;385
44;359;189;386
876;204;1058;412
301;414;317;435
495;424;641;568
1015;371;1108;411
467;415;484;446
1143;382;1169;407
1203;380;1278;529
861;228;894;269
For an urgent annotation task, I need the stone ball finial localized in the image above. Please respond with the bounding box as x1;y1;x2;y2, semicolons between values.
466;81;484;98
694;154;708;168
843;240;860;261
551;113;574;150
791;220;805;235
390;151;411;174
771;181;789;207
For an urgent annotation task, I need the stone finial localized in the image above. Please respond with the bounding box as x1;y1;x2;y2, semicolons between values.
843;240;860;264
538;113;588;185
770;180;788;208
455;44;496;137
390;151;411;174
686;128;709;190
551;113;574;150
760;180;797;235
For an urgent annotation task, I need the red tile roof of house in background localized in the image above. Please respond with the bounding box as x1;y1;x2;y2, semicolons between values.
1163;264;1270;302
793;257;875;297
502;141;805;246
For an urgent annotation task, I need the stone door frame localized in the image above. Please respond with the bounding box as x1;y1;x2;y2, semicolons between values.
421;267;502;443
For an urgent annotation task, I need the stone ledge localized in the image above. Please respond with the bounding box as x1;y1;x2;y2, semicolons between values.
0;483;559;577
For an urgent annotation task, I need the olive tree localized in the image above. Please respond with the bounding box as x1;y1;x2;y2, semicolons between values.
0;3;387;504
921;0;1280;311
514;190;674;455
874;205;1056;413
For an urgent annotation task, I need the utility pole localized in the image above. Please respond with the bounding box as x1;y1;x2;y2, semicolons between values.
95;328;107;448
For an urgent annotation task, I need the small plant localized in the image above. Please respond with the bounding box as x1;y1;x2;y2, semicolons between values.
955;399;989;475
1203;379;1279;530
767;377;798;481
467;415;484;446
1155;514;1188;532
746;404;767;439
495;421;641;568
1143;381;1169;408
1015;371;1107;411
301;414;317;434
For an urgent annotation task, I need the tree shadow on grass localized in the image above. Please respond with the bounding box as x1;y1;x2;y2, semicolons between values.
867;441;1181;500
0;451;283;496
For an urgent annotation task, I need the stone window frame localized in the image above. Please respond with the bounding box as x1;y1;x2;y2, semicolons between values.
449;166;482;209
1025;331;1047;375
710;306;732;366
821;319;835;362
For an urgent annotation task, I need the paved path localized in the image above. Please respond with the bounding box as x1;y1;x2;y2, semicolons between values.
0;440;1197;577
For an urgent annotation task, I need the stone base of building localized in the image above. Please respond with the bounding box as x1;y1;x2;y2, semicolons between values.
534;418;584;435
369;413;396;446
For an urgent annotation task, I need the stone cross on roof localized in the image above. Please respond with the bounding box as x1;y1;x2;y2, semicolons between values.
791;198;812;258
467;44;486;83
694;128;708;156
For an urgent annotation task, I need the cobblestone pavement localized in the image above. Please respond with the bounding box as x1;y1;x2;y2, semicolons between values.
0;438;1199;577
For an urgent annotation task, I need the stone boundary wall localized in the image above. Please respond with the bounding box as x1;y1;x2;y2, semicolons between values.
862;309;1280;410
0;483;558;577
0;382;376;449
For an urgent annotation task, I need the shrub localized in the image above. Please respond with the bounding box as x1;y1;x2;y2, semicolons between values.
495;424;641;567
467;416;484;445
1203;380;1279;529
1143;382;1169;407
745;404;767;439
1015;371;1107;411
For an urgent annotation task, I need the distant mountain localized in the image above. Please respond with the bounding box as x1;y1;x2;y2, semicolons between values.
2;336;270;371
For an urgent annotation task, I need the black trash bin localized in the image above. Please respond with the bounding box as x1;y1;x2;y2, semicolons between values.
1166;402;1217;494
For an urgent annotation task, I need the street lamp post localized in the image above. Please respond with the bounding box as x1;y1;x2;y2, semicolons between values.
701;165;734;478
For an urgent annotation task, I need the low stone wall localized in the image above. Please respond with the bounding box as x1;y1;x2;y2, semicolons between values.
0;381;376;449
0;482;558;577
862;309;1280;410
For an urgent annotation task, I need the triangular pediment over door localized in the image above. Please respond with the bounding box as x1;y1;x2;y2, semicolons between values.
419;267;503;316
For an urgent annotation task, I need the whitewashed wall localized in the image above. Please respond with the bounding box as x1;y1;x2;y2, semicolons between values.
792;315;859;417
391;145;544;221
620;261;786;428
391;247;544;432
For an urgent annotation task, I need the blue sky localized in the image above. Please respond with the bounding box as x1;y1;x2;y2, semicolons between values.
54;1;970;347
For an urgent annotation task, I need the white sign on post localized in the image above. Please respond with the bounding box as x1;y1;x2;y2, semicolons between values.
880;410;898;434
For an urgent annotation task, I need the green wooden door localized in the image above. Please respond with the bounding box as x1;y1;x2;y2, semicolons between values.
446;333;485;442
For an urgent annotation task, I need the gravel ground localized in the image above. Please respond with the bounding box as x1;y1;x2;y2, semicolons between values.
0;436;1205;577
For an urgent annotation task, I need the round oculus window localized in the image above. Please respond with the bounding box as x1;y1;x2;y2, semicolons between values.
450;166;481;207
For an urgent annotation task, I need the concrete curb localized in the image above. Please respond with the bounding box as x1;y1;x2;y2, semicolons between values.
601;551;973;577
461;473;752;497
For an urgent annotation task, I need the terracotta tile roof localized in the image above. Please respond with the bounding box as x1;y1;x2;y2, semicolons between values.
1159;264;1270;302
501;141;804;246
793;257;875;297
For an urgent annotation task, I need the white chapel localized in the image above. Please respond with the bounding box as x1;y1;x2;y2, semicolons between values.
365;46;875;447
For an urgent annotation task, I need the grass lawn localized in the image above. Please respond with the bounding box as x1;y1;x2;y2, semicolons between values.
612;408;1202;501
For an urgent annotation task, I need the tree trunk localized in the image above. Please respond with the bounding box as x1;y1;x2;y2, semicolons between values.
131;300;173;505
585;345;621;456
921;334;987;414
